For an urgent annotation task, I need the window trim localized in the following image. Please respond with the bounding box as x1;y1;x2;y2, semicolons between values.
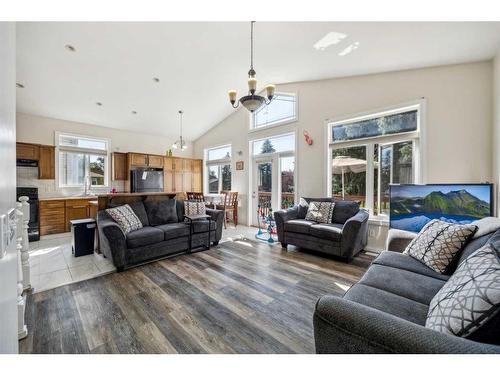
249;91;298;131
204;144;232;195
55;131;111;189
324;99;426;220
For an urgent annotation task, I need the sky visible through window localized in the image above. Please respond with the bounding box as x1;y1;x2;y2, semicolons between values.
254;94;296;127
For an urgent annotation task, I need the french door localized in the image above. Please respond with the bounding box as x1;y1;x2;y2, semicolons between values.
252;152;295;226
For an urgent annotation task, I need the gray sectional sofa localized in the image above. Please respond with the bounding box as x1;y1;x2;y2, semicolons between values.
97;199;224;271
275;198;369;261
313;228;500;353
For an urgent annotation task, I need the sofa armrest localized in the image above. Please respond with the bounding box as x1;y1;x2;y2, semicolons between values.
97;212;127;268
386;228;417;252
205;208;224;242
274;206;299;244
314;295;500;354
340;209;369;259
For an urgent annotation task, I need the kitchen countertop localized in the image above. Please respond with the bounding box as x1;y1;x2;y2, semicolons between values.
39;196;99;201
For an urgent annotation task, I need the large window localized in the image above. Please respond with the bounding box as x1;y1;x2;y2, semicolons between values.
328;104;421;217
57;133;109;188
252;93;297;129
205;145;232;194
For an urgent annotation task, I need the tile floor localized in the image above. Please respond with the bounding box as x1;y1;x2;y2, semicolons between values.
28;225;262;293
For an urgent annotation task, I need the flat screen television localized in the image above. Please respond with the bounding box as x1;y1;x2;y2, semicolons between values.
389;184;494;233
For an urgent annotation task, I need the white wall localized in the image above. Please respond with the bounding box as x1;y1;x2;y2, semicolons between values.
193;62;493;250
493;49;500;216
0;23;19;353
16;113;193;198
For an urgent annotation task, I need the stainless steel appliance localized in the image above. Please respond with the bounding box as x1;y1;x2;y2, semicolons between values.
16;187;40;242
130;168;164;193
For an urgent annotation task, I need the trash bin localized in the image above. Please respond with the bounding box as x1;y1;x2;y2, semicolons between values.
70;218;96;257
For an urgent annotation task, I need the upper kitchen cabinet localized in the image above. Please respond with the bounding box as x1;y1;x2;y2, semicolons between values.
129;153;163;168
38;145;55;179
16;142;39;160
112;152;127;180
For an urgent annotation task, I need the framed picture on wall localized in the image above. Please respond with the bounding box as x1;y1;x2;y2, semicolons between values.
236;161;244;171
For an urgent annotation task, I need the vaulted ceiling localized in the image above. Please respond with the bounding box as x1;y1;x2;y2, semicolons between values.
16;22;500;140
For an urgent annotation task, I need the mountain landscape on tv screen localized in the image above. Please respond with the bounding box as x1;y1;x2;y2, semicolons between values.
390;189;490;232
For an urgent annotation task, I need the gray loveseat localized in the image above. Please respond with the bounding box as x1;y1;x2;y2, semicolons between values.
275;198;369;262
313;228;500;353
97;199;224;271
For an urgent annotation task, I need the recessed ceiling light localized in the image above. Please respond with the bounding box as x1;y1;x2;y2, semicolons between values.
153;77;160;83
131;110;137;115
16;83;24;88
65;44;76;52
313;32;347;51
338;42;360;57
96;102;102;106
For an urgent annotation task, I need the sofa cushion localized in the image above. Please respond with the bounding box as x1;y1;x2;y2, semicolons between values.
284;219;316;235
453;233;492;271
344;283;429;325
305;201;335;223
310;223;343;241
109;201;149;227
426;243;500;345
155;222;190;240
144;199;178;225
358;263;447;305
105;204;143;234
126;226;164;249
332;200;360;224
404;219;477;274
192;220;216;233
373;251;450;281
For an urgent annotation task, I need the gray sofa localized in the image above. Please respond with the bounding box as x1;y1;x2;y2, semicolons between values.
97;199;224;271
275;198;369;261
313;228;500;353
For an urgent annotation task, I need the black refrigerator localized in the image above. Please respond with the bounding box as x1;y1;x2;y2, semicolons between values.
130;168;164;192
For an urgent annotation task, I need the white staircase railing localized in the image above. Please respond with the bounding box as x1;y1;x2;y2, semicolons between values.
16;202;28;340
18;196;31;291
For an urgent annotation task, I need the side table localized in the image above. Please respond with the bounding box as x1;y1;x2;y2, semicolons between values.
184;214;212;252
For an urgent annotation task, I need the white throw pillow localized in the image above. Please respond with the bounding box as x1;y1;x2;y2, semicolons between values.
106;204;143;234
305;201;335;224
404;219;477;274
184;201;206;216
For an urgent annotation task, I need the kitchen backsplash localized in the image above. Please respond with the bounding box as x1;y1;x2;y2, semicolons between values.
16;166;125;198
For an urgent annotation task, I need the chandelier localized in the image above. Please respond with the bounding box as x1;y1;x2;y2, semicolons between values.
172;110;187;150
228;21;275;112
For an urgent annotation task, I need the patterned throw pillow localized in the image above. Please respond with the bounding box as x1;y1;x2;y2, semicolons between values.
404;219;477;274
106;204;143;234
305;201;335;224
184;201;206;216
426;243;500;338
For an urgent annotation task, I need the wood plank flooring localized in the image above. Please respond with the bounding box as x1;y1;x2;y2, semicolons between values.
20;238;374;354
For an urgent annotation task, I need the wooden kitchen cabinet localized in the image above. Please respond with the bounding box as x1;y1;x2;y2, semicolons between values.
40;200;66;235
129;153;149;167
38;145;55;179
65;199;92;231
112;152;127;180
163;156;202;193
16;142;40;160
147;155;164;168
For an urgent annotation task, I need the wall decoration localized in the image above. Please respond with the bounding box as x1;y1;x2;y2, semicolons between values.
236;161;244;171
303;130;313;145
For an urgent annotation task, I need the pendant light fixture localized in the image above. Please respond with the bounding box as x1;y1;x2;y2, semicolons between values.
228;21;275;113
172;110;187;150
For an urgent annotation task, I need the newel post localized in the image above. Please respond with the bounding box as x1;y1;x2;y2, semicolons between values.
18;196;31;291
16;202;28;340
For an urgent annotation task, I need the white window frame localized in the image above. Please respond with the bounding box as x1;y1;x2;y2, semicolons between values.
204;144;232;195
325;99;426;221
55;131;110;189
250;91;298;131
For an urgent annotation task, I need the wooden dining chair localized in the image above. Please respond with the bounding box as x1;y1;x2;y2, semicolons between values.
186;192;205;202
216;191;238;229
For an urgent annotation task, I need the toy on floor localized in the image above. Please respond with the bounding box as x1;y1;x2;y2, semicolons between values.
255;204;277;243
